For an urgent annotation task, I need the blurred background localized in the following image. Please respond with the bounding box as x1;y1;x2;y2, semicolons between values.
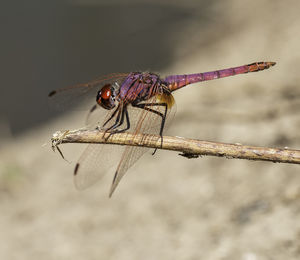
0;0;300;259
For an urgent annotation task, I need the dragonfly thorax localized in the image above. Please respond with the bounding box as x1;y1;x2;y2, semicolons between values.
96;83;118;110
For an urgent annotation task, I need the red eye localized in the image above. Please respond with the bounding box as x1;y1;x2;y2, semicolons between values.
100;85;111;100
96;84;116;110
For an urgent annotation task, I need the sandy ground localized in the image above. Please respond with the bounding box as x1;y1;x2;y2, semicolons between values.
1;1;300;259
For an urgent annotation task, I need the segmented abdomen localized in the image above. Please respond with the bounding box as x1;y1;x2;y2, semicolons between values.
165;61;276;92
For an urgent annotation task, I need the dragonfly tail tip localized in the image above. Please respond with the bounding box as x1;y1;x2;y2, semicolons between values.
268;61;276;67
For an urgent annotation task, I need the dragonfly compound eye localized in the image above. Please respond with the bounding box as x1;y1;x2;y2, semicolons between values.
96;84;116;110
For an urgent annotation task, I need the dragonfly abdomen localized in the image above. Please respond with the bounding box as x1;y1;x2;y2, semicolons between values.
165;61;276;92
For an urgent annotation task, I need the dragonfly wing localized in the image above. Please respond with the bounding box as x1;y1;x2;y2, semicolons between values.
48;73;128;111
109;93;176;196
73;106;127;189
74;142;126;190
109;145;148;197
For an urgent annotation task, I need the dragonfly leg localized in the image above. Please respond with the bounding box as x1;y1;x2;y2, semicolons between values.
104;106;129;140
102;104;120;128
132;102;167;154
109;107;130;134
102;107;122;139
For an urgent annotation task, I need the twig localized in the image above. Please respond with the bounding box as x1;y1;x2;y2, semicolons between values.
51;129;300;165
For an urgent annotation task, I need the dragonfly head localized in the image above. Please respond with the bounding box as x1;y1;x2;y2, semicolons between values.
96;84;116;110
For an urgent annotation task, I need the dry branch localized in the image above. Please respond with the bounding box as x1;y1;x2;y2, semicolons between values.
51;129;300;165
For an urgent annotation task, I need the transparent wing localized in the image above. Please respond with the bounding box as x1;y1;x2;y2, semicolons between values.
48;73;128;111
73;93;176;196
73;106;127;189
109;93;176;196
74;143;126;190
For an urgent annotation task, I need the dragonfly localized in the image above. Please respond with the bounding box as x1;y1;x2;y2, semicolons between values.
49;61;276;196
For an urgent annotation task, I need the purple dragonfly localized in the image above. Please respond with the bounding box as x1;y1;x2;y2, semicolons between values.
49;61;275;196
